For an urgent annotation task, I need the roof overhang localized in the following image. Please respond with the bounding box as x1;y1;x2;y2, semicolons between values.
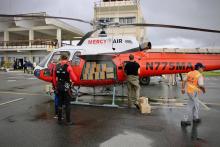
0;12;84;37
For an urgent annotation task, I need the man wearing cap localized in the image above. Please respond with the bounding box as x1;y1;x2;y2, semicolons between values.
181;63;206;127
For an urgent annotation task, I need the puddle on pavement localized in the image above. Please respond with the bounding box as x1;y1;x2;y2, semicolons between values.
138;125;164;132
28;101;54;121
34;112;50;120
16;87;25;89
4;115;16;123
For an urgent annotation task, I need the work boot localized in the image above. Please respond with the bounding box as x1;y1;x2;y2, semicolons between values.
193;118;201;124
53;115;58;119
181;121;191;127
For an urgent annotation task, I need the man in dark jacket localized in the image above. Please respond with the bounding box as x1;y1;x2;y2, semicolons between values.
23;61;28;73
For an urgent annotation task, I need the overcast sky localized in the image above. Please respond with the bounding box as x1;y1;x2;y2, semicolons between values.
0;0;220;48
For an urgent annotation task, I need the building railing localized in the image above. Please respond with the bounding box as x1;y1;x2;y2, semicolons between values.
95;0;140;8
0;39;58;49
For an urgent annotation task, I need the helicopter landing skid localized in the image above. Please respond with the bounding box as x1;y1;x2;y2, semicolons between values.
70;101;119;108
70;85;125;108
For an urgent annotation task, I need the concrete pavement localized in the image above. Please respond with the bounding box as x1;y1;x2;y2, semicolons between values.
0;72;220;147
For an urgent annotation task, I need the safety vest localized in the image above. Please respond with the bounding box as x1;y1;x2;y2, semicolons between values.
186;70;202;94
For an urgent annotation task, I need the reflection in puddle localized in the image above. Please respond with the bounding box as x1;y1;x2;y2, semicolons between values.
181;122;208;146
29;100;55;121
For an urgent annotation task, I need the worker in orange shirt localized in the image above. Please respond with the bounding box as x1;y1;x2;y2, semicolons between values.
181;63;206;127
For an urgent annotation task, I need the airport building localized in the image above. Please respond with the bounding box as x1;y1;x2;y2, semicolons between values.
94;0;147;43
0;12;84;68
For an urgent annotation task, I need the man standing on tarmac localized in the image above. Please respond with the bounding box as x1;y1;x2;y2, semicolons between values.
53;54;77;125
124;54;140;108
181;63;206;127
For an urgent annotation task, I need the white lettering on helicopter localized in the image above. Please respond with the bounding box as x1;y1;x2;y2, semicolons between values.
146;62;193;71
88;40;107;44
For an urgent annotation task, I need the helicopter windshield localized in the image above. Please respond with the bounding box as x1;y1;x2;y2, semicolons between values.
38;52;52;68
47;51;70;67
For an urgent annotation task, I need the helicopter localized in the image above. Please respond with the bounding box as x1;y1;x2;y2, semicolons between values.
1;14;220;105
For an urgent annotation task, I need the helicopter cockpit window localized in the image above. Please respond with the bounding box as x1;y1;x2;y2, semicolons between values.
74;51;81;56
47;51;70;67
71;54;81;66
38;52;52;68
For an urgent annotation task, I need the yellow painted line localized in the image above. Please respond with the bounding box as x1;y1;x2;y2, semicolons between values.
0;91;44;96
0;98;24;106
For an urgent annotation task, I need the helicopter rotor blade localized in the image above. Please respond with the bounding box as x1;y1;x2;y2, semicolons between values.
77;28;100;46
120;23;220;33
0;14;93;25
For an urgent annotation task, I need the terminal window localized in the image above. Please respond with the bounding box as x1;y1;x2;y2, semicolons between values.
99;18;115;23
119;17;136;24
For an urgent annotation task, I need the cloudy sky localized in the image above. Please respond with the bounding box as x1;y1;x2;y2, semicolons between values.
0;0;220;48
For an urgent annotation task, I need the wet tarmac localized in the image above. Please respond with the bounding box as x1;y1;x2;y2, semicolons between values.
0;71;220;147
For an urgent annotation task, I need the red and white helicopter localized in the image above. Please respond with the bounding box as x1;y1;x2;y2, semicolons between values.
1;14;220;106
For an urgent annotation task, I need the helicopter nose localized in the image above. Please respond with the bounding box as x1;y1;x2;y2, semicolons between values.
34;69;40;78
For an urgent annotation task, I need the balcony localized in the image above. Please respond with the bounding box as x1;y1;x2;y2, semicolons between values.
0;39;58;51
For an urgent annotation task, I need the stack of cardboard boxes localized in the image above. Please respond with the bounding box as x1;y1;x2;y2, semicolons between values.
106;67;114;79
82;62;115;80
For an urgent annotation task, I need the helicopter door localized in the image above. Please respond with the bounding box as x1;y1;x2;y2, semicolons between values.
71;55;81;66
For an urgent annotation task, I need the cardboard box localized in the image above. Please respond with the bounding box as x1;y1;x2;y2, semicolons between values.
96;64;101;72
94;72;100;80
85;62;90;69
89;67;95;74
83;74;88;80
106;67;114;73
100;72;106;79
88;73;94;80
91;62;96;68
101;64;107;72
139;97;148;104
138;97;151;114
84;67;89;74
106;73;114;79
139;103;151;114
